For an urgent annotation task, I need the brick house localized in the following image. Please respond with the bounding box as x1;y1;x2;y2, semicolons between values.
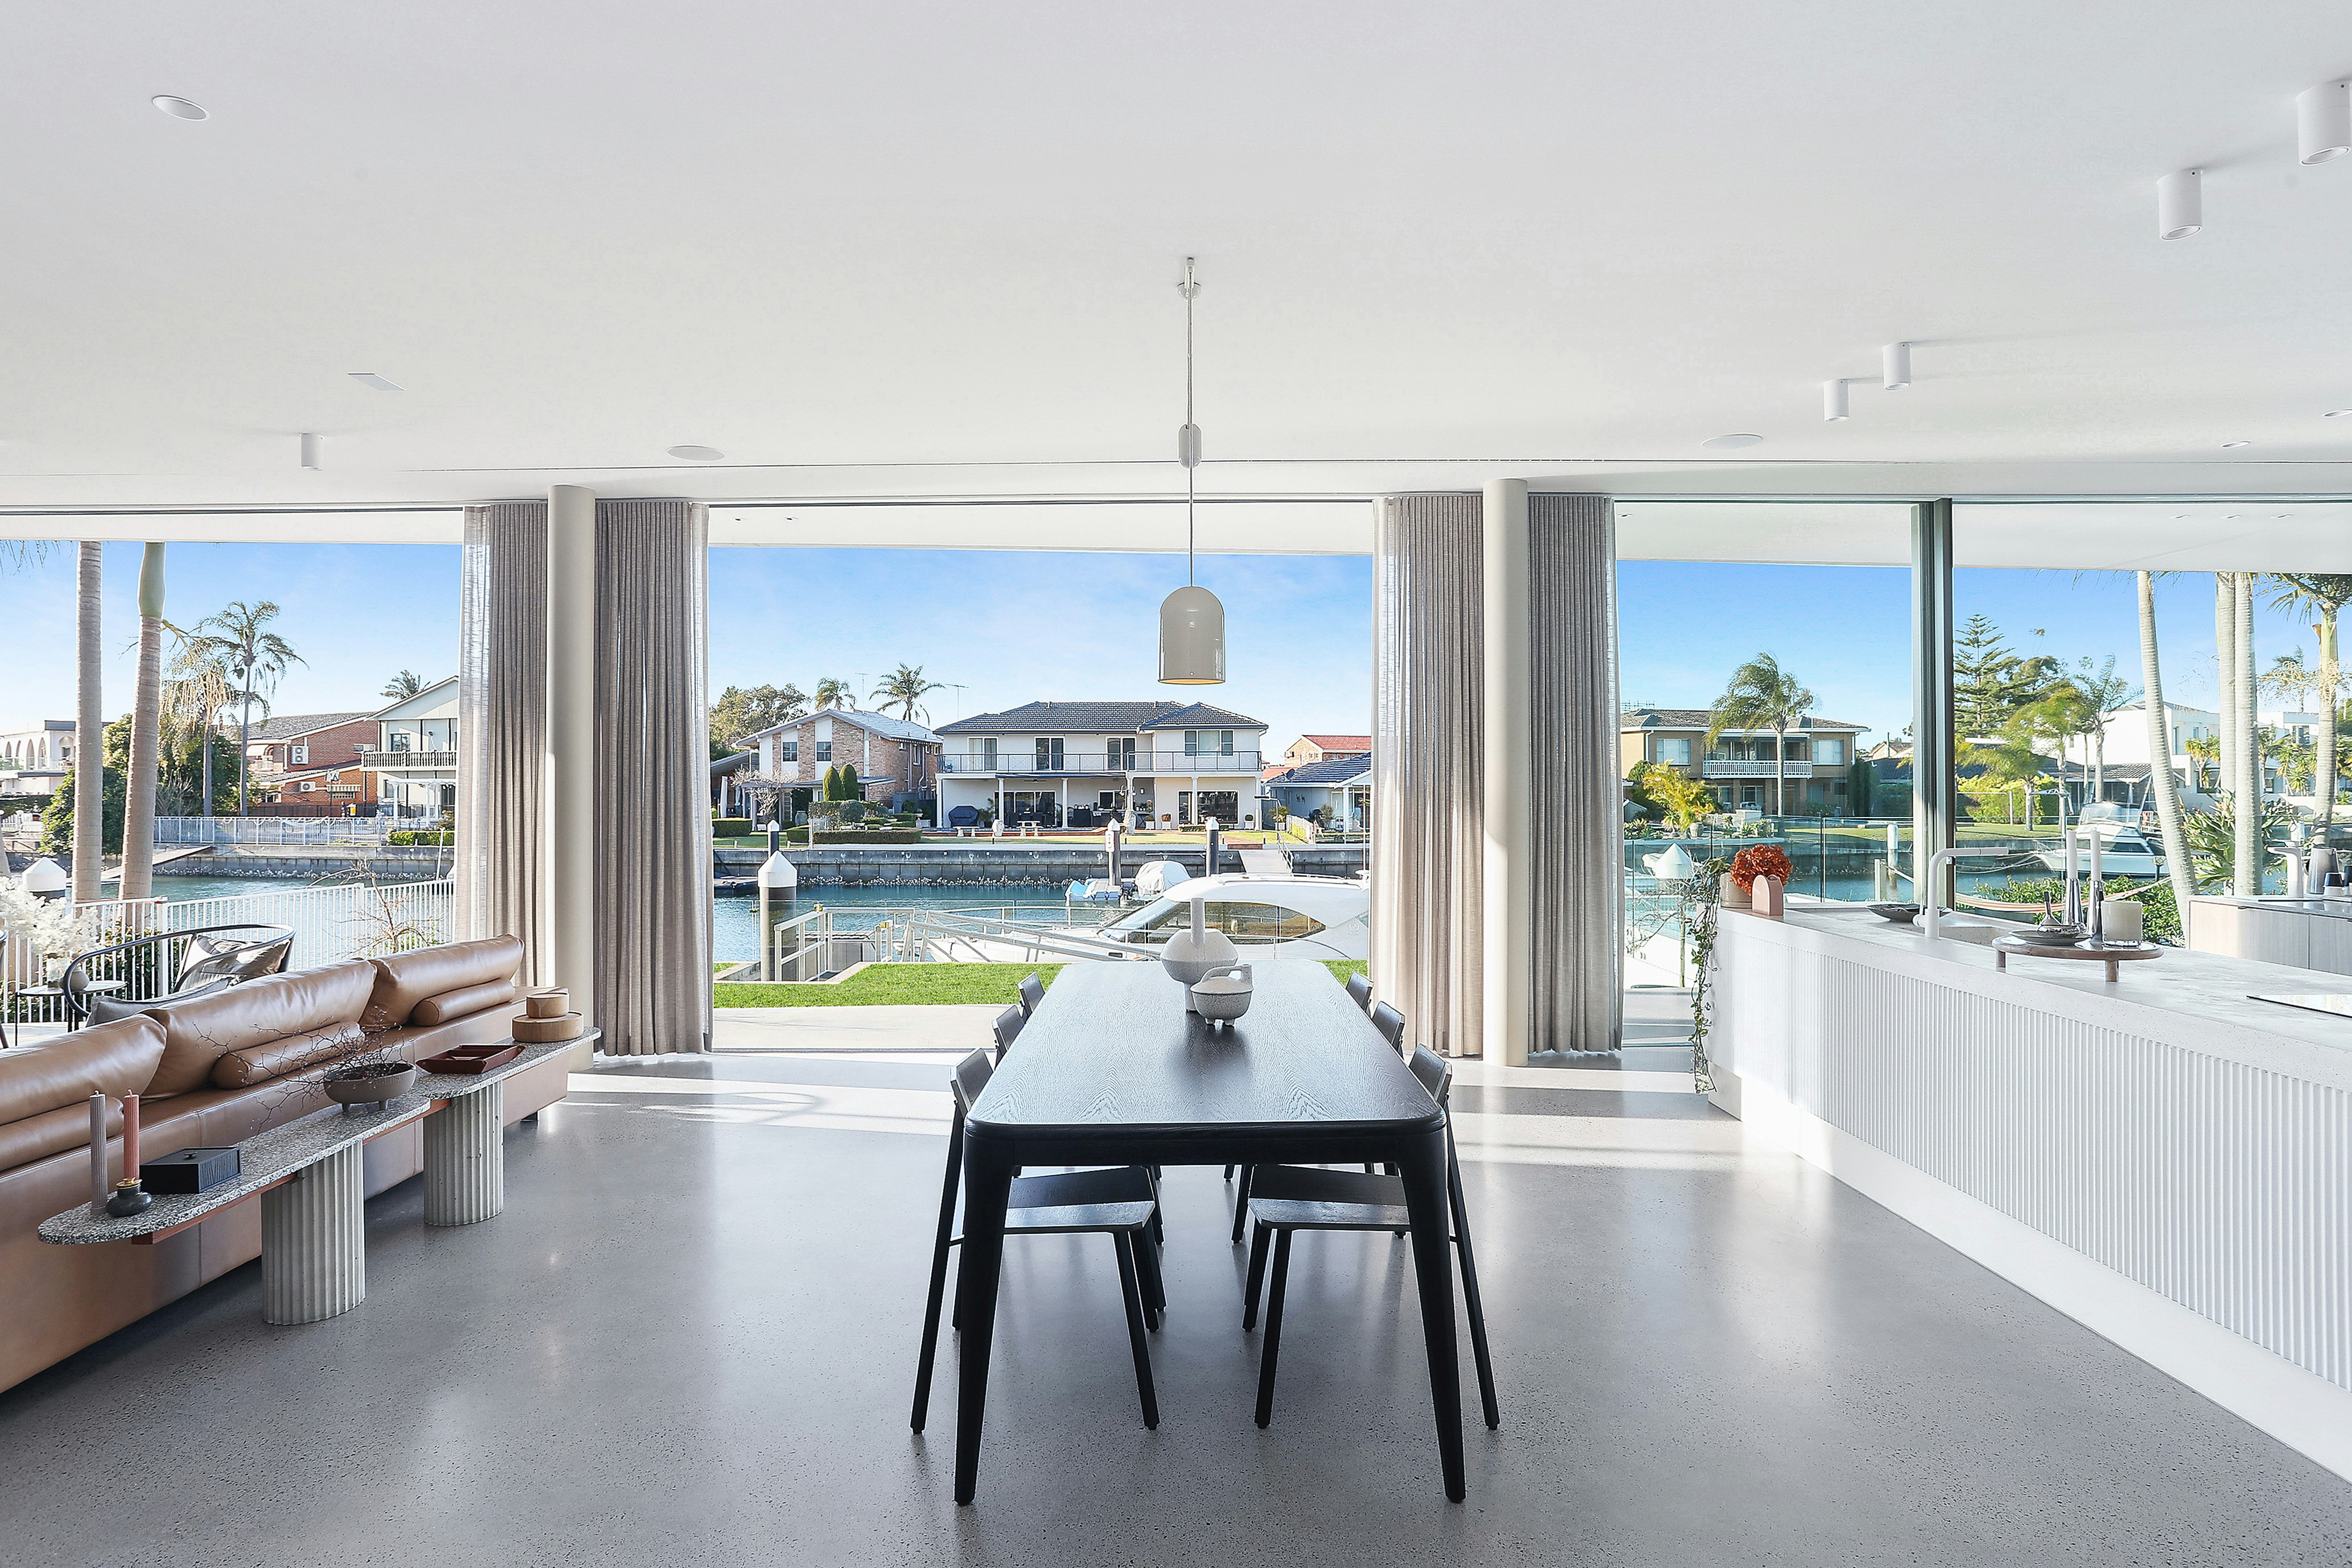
245;711;377;802
1265;732;1371;781
1620;705;1870;815
271;761;382;812
738;708;942;820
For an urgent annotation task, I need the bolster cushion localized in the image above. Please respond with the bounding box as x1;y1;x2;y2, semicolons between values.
409;978;518;1027
211;1022;366;1089
362;937;524;1031
144;960;378;1097
0;1016;166;1125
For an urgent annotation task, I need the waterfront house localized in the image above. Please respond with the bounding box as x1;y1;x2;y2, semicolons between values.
1620;705;1868;815
936;700;1267;828
364;676;460;819
0;720;74;795
1265;732;1370;781
244;711;377;800
737;708;942;820
1263;753;1372;832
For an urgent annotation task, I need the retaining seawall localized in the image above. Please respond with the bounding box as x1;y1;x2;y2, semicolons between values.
713;844;1246;886
152;845;455;880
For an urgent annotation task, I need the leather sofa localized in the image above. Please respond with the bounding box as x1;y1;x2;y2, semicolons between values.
0;936;572;1394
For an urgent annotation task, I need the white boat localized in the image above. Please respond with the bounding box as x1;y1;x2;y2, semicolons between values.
1094;873;1370;962
2030;814;2165;877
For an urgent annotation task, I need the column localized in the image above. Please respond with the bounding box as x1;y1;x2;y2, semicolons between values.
261;1143;365;1324
547;484;597;1034
1482;479;1532;1066
1911;500;1957;900
424;1082;505;1225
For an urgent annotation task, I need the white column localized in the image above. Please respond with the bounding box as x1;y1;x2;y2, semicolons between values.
261;1143;365;1324
424;1082;505;1225
547;485;597;1033
1482;478;1532;1065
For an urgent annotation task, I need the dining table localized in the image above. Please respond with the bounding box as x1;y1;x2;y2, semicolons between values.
951;959;1464;1503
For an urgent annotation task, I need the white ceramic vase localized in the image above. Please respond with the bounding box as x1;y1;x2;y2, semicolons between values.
1161;897;1239;1011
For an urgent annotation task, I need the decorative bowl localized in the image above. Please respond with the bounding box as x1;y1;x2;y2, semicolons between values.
2023;922;2087;947
1190;965;1255;1024
1867;902;1921;925
322;1060;416;1109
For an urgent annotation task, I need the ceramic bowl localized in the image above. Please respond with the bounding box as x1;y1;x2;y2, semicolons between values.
1867;902;1921;925
322;1062;416;1107
1190;965;1255;1024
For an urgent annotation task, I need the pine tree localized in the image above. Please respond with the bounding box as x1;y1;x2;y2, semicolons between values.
1954;614;2060;738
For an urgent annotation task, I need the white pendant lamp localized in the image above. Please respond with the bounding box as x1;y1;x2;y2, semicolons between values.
1159;257;1225;685
2157;168;2202;240
2298;81;2351;166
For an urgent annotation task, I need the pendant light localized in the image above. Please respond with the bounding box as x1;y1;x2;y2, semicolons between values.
1158;257;1226;685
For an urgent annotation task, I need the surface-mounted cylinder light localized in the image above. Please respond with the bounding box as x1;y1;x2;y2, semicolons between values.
1822;379;1850;421
1882;342;1912;390
2299;81;2351;166
300;432;322;470
2157;169;2202;240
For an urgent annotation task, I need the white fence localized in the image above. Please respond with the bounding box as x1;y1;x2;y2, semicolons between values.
154;816;416;845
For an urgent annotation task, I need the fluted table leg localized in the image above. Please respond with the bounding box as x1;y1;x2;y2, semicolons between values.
262;1142;365;1324
424;1082;505;1227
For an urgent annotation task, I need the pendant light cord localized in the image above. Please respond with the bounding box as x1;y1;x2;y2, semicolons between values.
1181;257;1199;587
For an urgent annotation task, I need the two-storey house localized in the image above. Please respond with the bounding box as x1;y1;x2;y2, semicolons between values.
363;676;459;819
1621;705;1870;815
0;721;75;796
935;700;1267;830
245;711;378;808
1264;732;1370;781
737;708;943;821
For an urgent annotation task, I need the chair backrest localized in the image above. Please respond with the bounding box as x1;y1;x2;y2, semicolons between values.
951;1047;994;1115
1369;1001;1406;1050
1344;972;1372;1012
1017;973;1045;1017
991;1004;1025;1061
1408;1044;1452;1106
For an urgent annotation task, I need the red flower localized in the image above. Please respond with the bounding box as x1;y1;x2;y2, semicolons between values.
1730;844;1793;893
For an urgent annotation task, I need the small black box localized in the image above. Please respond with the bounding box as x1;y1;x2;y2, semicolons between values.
141;1146;241;1195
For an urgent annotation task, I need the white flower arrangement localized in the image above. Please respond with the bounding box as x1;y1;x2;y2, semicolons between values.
0;880;96;969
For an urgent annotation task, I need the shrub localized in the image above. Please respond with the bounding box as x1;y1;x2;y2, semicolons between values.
811;828;923;845
386;829;453;847
712;816;753;838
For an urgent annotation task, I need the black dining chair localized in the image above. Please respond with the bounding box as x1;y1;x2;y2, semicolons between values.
1239;1045;1499;1432
1344;972;1373;1012
1229;998;1400;1237
990;1005;1025;1063
1017;972;1046;1017
912;1049;1166;1433
1369;1001;1407;1052
1226;971;1380;1190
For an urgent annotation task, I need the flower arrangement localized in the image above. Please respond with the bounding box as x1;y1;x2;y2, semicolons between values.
1729;843;1793;893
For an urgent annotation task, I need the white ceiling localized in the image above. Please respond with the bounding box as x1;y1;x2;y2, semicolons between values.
7;3;2352;522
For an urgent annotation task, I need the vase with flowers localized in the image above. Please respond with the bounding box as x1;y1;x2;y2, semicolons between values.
1727;844;1793;917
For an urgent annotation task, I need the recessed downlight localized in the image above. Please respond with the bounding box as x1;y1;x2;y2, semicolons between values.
667;444;725;461
348;372;402;392
1702;433;1764;450
2220;440;2251;449
152;95;208;121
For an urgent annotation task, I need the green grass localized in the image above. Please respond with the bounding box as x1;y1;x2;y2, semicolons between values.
713;958;1369;1008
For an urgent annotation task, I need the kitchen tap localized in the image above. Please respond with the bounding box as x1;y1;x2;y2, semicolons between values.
1921;847;2012;940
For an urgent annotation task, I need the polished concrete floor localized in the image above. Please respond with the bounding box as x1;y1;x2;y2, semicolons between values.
3;1006;2348;1566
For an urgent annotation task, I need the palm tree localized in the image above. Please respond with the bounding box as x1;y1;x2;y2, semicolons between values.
380;669;424;702
870;663;946;722
2264;574;2352;837
1703;653;1816;816
165;632;237;818
72;543;103;902
2068;656;2137;804
119;546;167;901
2137;571;2196;922
2012;684;2097;819
813;677;853;710
185;601;304;816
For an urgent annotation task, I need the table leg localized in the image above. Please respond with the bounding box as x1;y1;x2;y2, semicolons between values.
1398;1124;1465;1501
425;1080;505;1226
952;1135;1017;1505
262;1142;365;1324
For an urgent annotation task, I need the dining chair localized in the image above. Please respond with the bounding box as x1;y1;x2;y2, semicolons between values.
1344;972;1373;1012
990;1005;1025;1063
1369;1001;1406;1052
912;1049;1166;1434
1239;1046;1499;1432
1017;972;1046;1017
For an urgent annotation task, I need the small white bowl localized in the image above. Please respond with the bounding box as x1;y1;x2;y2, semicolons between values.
1190;965;1255;1024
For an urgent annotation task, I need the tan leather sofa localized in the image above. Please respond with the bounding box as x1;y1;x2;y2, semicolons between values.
0;936;571;1394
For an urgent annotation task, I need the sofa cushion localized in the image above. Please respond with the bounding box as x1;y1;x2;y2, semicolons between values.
362;937;523;1031
209;1022;366;1089
0;1100;122;1172
84;977;233;1029
410;977;518;1026
143;960;377;1097
0;1016;167;1126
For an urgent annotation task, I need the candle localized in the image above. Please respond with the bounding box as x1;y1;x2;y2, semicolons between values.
123;1094;141;1190
89;1093;108;1212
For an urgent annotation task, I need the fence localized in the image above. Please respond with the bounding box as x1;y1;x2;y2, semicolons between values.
154;816;413;845
2;878;455;1037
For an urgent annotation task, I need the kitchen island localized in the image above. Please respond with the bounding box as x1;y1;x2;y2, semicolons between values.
1710;903;2352;1481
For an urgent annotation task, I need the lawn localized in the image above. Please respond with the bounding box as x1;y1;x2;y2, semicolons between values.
712;958;1368;1007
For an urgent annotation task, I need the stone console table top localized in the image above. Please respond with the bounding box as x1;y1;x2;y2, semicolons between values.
38;1036;585;1246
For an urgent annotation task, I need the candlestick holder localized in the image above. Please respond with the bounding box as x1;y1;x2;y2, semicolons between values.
105;1178;152;1218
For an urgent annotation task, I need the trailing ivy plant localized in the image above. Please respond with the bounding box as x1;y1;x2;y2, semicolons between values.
1672;856;1732;1095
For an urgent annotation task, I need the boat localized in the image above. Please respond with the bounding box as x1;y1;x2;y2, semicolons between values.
1092;872;1370;962
2029;808;2165;876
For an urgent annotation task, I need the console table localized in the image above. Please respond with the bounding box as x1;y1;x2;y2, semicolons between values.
38;1034;589;1324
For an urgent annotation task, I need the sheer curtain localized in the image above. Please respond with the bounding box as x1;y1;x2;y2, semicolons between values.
455;501;549;985
593;500;713;1055
1371;494;1486;1057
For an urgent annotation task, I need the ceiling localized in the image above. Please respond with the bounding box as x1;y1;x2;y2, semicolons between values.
7;2;2352;526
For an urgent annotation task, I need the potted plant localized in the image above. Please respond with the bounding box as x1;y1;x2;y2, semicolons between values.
1728;844;1793;916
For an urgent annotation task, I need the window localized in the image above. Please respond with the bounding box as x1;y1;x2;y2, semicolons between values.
1812;737;1846;766
1110;737;1136;770
291;744;309;765
1186;729;1235;757
815;741;831;762
1656;737;1692;767
1035;737;1065;770
390;732;411;752
781;740;798;762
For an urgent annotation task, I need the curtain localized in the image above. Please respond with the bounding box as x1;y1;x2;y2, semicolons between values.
1529;494;1622;1053
456;502;549;986
594;500;713;1055
1372;494;1486;1057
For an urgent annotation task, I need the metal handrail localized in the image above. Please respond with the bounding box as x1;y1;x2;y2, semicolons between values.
882;906;1152;965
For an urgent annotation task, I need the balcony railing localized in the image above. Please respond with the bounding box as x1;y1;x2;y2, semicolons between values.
366;750;457;770
940;750;1260;775
1701;758;1815;779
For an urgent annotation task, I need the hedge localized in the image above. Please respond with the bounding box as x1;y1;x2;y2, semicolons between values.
810;828;923;845
712;816;753;838
386;830;454;847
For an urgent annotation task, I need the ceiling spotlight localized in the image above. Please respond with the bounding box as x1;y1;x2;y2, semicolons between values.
1881;343;1912;390
1702;433;1764;450
2298;81;2351;165
667;444;725;461
152;95;208;121
2325;409;2352;419
348;372;401;392
2157;168;2202;240
2220;440;2251;449
1822;379;1850;422
299;432;321;471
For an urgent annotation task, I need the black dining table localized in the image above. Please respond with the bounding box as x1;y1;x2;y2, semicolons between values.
952;960;1464;1503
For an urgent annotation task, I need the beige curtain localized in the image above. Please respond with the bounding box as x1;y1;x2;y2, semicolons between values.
593;500;713;1055
456;502;549;986
1371;494;1486;1057
1529;494;1622;1053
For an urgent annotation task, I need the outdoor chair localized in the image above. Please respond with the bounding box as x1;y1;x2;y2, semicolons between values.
1017;973;1046;1017
1240;1046;1498;1432
1344;972;1372;1012
911;1049;1166;1434
991;1005;1025;1062
68;923;296;1028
